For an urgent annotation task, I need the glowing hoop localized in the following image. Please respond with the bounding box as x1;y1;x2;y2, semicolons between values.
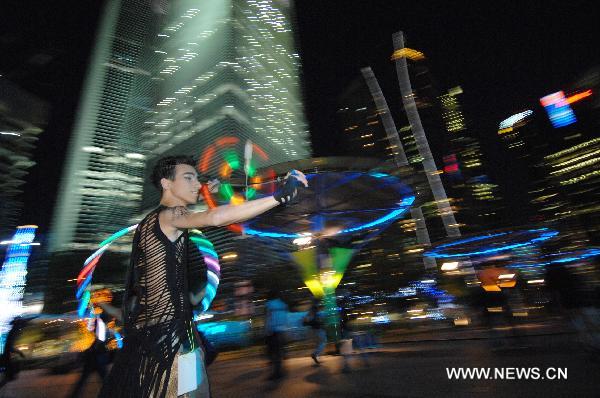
243;171;415;238
76;226;220;319
424;228;559;259
198;136;276;233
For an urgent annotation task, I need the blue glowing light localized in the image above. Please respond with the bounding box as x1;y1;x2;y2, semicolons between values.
435;232;509;250
425;228;558;259
0;226;37;354
507;248;600;269
197;246;219;259
369;172;389;178
114;331;123;349
244;172;415;238
76;273;93;300
371;315;390;324
78;290;91;318
243;228;300;238
540;91;577;128
499;110;533;129
338;196;415;235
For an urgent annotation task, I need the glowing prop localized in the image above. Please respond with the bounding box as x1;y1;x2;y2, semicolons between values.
506;248;600;269
198;136;276;233
244;172;415;239
424;228;559;259
291;246;354;331
245;166;415;343
76;226;220;321
190;229;221;312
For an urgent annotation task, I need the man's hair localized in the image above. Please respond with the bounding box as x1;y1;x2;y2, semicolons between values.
150;155;196;191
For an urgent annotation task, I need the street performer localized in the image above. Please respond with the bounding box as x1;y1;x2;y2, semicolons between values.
99;155;307;397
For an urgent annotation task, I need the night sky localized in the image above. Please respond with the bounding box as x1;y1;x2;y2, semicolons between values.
1;0;598;237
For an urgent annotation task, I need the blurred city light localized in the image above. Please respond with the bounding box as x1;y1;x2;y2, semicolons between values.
0;225;38;354
440;261;459;271
498;110;533;130
540;91;577;128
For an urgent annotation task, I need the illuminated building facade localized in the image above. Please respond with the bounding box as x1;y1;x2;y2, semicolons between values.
0;81;47;240
334;33;504;281
335;75;403;162
0;225;37;354
136;0;310;302
329;33;511;298
498;68;599;244
391;34;502;238
542;137;600;243
438;87;503;232
48;0;155;254
51;0;309;253
139;0;310;209
46;0;310;312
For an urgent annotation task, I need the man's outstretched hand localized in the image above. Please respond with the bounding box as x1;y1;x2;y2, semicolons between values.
273;169;308;204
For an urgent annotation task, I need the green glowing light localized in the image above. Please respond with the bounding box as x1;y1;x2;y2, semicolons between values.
223;150;240;170
220;183;234;201
190;235;214;248
330;247;353;274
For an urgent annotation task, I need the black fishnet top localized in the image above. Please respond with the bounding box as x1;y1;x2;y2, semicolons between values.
99;206;200;398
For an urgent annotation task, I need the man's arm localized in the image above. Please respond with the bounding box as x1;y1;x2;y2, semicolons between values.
169;170;308;229
170;196;280;229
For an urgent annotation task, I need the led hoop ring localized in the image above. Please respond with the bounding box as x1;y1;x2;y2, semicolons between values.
198;137;276;234
76;226;221;320
424;228;559;259
243;171;415;238
507;248;600;269
189;230;221;312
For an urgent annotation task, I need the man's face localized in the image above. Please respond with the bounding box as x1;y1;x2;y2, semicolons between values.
163;164;201;205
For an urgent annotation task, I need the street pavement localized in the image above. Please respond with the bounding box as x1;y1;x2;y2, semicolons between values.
1;332;598;397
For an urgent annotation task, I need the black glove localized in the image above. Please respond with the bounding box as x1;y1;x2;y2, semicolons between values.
273;170;302;205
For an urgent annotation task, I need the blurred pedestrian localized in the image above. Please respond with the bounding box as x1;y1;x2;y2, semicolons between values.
546;263;600;353
304;298;326;365
0;317;27;389
69;315;110;398
337;294;369;373
265;289;288;380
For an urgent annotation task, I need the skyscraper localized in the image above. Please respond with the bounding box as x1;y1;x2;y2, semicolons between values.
0;80;47;240
438;86;503;232
48;0;156;254
139;0;310;208
46;0;310;312
521;69;598;244
497;67;599;241
49;0;309;254
335;75;399;162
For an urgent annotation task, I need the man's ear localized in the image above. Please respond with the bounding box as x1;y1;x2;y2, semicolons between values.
160;177;171;191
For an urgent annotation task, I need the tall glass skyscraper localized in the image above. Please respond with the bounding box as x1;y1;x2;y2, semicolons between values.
50;0;309;253
46;0;310;312
139;0;310;207
48;0;155;254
